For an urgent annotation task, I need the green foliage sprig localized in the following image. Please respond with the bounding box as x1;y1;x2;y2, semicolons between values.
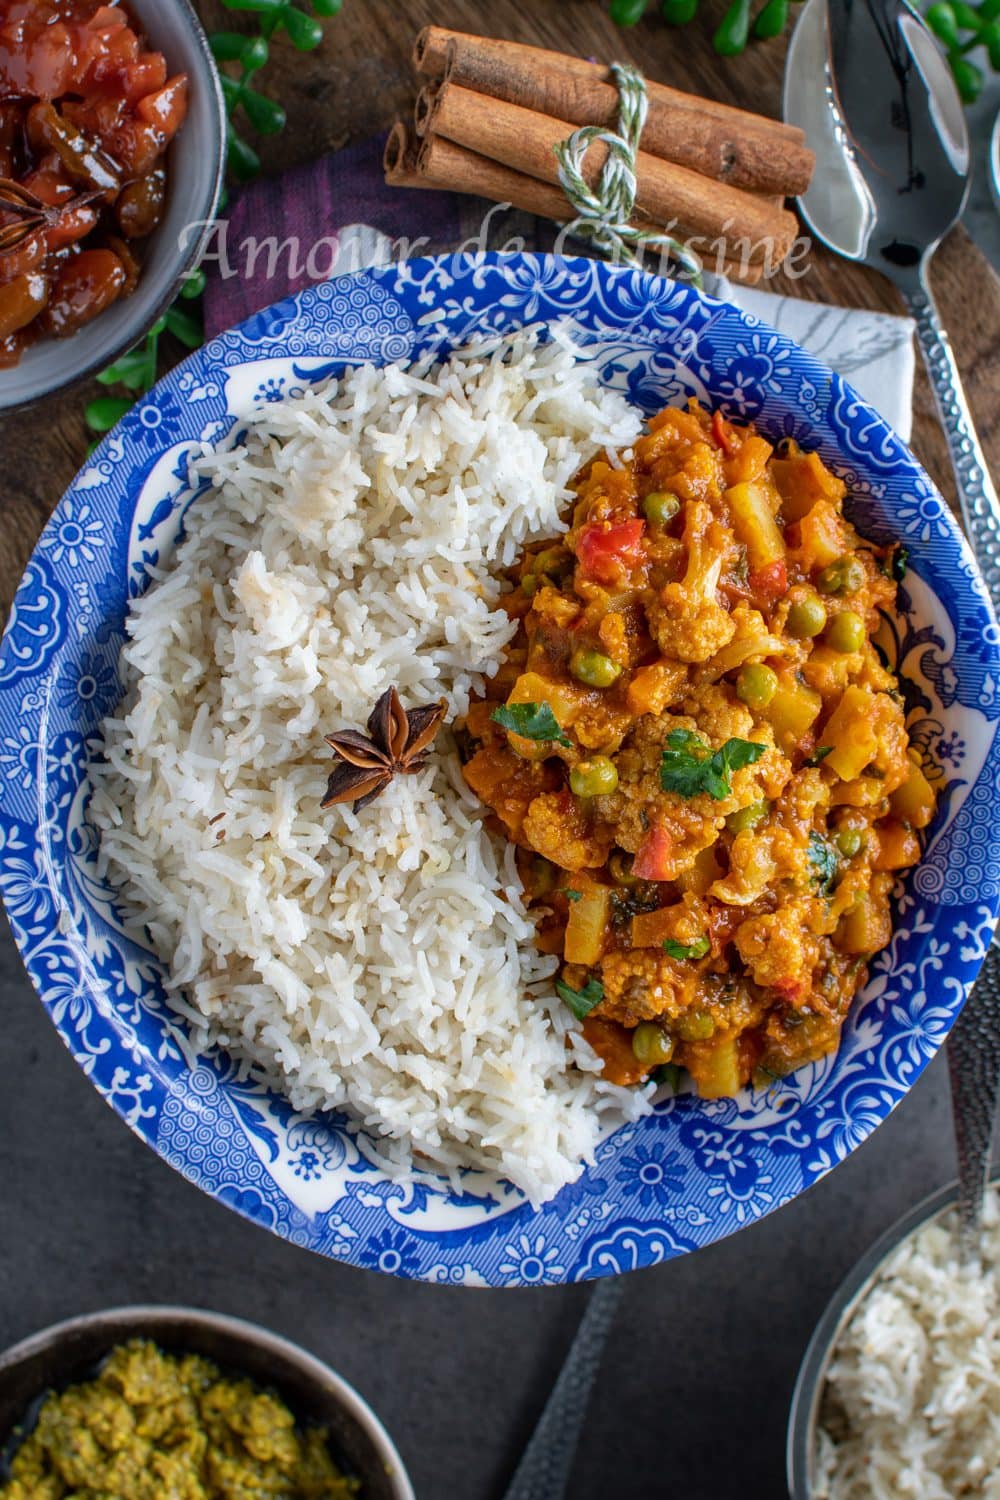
608;0;998;100
85;0;345;438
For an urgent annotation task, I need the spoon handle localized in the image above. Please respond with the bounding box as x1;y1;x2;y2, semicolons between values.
903;265;1000;611
946;939;1000;1249
500;1277;623;1500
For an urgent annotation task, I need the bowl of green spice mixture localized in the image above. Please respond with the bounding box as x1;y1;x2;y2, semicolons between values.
0;1305;414;1500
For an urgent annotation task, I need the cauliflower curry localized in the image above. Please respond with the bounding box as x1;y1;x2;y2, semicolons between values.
461;402;936;1098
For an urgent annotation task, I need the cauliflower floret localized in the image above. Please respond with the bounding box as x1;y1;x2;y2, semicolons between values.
734;899;821;995
522;792;613;871
644;501;736;664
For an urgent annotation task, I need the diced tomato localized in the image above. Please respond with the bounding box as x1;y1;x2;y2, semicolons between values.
711;409;740;456
748;559;788;603
632;825;673;881
576;518;646;584
771;977;808;1005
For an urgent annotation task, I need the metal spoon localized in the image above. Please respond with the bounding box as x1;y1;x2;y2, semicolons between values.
784;0;1000;594
786;0;1000;1249
499;1278;623;1500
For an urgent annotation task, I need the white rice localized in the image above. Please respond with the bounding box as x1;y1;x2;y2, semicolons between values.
89;327;651;1203
815;1187;1000;1498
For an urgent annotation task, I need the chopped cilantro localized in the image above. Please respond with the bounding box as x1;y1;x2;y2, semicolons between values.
491;701;572;748
805;745;834;767
663;935;711;960
556;974;604;1020
659;729;766;800
561;888;583;903
808;831;839;895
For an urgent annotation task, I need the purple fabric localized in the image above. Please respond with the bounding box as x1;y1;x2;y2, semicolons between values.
204;131;469;339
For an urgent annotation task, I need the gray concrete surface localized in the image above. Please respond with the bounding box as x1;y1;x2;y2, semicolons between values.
0;909;983;1500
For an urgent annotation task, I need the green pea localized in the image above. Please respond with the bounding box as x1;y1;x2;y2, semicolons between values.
787;596;828;639
521;573;540;596
570;757;619;798
609;849;639;886
570;648;622;688
642;490;681;525
736;662;778;709
727;798;769;834
835;829;863;858
817;557;866;594
827;610;865;654
676;1009;716;1041
631;1022;675;1066
534;546;568;578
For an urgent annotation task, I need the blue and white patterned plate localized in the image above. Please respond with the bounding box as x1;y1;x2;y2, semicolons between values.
2;253;998;1286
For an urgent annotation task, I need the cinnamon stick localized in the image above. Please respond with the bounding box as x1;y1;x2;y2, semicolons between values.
383;123;767;285
417;82;798;265
413;27;813;197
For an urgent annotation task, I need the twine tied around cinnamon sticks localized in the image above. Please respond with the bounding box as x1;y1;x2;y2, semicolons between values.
386;29;816;286
554;62;701;278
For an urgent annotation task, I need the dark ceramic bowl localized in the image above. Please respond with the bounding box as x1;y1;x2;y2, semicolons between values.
0;1304;414;1499
0;0;225;410
786;1177;998;1499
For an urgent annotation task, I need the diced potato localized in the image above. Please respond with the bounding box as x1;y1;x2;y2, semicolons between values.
890;759;936;829
795;500;847;571
626;659;687;716
675;844;724;896
801;644;853;695
685;1035;742;1098
760;674;822;752
725;478;787;569
725;433;772;485
508;671;586;727
823;685;879;780
872;820;922;871
835;893;892;954
564;883;611;965
771;451;846;522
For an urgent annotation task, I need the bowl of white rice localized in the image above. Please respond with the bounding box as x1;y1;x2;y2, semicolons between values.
787;1179;1000;1500
1;251;998;1285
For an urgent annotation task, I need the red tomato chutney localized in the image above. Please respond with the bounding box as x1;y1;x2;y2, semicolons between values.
0;0;188;365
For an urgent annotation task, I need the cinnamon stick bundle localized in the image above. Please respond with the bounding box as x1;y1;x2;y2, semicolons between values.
384;122;766;284
414;27;813;197
416;81;798;265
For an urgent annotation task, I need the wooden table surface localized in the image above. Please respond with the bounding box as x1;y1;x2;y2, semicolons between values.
1;0;997;620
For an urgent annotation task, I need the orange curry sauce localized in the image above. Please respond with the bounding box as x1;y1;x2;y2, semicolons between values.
461;402;936;1098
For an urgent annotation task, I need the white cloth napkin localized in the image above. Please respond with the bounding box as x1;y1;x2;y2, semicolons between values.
709;275;916;442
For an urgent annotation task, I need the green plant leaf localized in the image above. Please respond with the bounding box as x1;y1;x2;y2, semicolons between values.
226;123;262;180
491;702;572;748
165;306;204;349
280;5;324;47
556;975;605;1019
238;85;287;134
663;935;711;960
659;730;766;799
85;396;134;433
180;268;207;301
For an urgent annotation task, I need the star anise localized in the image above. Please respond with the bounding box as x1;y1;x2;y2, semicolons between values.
322;686;447;812
0;177;106;255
